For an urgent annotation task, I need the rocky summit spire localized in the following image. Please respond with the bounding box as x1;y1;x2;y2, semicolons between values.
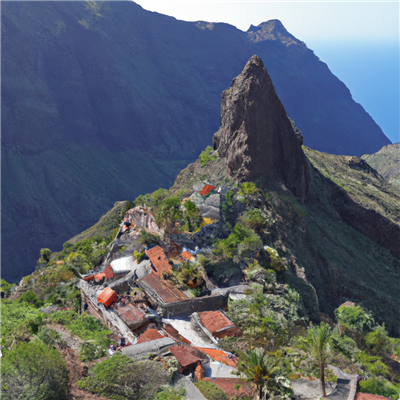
213;55;311;202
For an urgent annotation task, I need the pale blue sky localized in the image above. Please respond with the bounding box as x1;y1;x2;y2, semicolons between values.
136;1;400;144
136;1;399;43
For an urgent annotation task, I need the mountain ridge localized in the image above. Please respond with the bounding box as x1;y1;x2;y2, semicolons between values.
1;1;391;282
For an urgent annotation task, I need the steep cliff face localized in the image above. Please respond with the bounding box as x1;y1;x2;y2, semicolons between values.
213;55;311;203
1;1;391;282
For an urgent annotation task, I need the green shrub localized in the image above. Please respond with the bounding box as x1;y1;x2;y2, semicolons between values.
182;200;202;232
77;353;168;400
237;182;259;204
37;248;51;265
134;250;146;263
150;188;171;207
50;311;110;361
334;305;375;335
194;381;228;400
356;351;390;377
138;230;160;246
51;310;79;325
37;326;64;347
198;146;217;167
359;378;400;400
241;209;267;232
0;279;16;297
79;337;108;362
154;386;185;400
214;223;261;262
68;313;111;340
264;247;286;273
221;190;236;232
1;299;44;345
56;236;109;275
1;340;70;400
36;264;76;289
156;197;182;226
331;332;359;359
227;288;304;344
17;290;44;308
365;325;392;356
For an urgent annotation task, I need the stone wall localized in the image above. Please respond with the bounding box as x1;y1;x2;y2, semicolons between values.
158;294;228;318
78;280;136;343
347;375;358;400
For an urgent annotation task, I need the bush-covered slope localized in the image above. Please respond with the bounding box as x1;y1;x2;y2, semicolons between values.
362;143;400;187
170;148;400;337
3;144;400;399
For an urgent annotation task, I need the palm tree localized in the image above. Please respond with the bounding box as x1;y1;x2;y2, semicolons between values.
297;322;332;397
237;348;270;400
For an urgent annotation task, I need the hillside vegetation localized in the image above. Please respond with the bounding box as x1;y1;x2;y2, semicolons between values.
2;148;400;398
362;143;400;187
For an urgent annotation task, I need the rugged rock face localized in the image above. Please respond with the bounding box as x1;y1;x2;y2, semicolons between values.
247;20;304;46
213;55;311;203
2;1;390;283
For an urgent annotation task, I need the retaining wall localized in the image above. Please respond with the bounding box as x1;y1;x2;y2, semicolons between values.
158;294;228;318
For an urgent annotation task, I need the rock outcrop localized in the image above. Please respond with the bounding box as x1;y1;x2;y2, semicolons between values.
213;55;311;203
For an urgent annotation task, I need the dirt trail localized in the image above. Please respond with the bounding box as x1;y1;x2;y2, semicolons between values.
48;324;111;400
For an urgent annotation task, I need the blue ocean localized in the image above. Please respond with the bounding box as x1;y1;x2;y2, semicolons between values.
310;41;399;146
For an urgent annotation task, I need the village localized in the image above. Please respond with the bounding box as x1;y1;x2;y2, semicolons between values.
73;179;383;400
77;182;253;398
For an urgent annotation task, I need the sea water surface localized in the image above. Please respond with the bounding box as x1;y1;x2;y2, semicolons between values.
310;40;400;146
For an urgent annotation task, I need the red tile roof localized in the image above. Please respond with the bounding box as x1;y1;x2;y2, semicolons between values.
195;347;237;367
103;264;114;280
137;327;165;344
97;287;118;307
87;264;114;283
163;323;191;344
115;303;147;329
145;245;171;276
198;311;242;339
94;273;106;283
169;344;206;370
141;273;188;304
199;184;215;197
355;394;392;400
181;251;194;261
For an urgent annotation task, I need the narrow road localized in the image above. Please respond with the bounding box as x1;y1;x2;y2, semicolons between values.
328;378;352;400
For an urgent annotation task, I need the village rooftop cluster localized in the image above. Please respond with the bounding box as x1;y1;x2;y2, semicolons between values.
77;182;249;395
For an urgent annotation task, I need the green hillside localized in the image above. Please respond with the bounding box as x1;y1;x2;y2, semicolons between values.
362;143;400;187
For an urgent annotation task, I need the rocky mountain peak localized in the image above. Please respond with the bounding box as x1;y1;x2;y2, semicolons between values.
213;55;311;202
247;20;304;46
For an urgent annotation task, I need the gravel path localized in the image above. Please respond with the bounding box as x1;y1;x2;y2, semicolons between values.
49;323;82;351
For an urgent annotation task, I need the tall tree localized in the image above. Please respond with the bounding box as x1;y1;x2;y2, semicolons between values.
237;347;270;400
297;322;332;397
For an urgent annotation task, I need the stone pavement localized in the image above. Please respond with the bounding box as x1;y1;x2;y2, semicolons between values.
174;374;207;400
292;365;358;400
